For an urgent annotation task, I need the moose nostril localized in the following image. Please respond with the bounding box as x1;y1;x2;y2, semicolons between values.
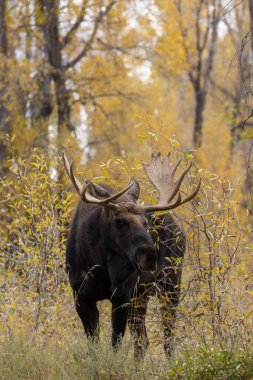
135;245;157;272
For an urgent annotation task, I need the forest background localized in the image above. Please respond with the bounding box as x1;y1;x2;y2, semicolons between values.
1;0;253;378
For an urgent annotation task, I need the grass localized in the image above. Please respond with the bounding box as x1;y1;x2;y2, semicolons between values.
0;333;161;380
1;333;253;380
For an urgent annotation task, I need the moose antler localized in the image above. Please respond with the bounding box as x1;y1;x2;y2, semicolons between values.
142;152;201;212
62;151;136;208
62;151;84;195
81;180;136;206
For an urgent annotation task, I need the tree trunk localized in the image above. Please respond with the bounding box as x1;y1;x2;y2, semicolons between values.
30;69;52;151
249;0;253;55
30;0;53;151
190;1;219;149
39;0;73;141
0;0;7;55
0;0;11;176
193;89;206;148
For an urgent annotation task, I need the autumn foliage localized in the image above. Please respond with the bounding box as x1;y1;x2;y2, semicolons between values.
1;0;253;377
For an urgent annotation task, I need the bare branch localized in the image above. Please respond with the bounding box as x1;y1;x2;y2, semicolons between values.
65;1;116;69
61;0;88;49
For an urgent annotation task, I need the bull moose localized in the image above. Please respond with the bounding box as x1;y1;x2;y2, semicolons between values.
63;151;200;358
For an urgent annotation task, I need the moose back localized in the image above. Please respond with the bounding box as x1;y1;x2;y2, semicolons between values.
63;151;200;358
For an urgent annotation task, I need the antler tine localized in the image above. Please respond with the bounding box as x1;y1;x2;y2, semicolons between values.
165;161;192;204
62;151;73;181
180;178;201;205
171;158;182;177
177;161;192;183
69;162;82;195
80;183;109;204
63;151;137;208
143;193;182;213
142;151;201;212
170;161;192;201
81;180;135;206
62;151;84;195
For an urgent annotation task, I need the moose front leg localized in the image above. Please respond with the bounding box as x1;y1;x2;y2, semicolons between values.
128;296;149;360
111;298;130;349
75;297;100;341
159;290;180;358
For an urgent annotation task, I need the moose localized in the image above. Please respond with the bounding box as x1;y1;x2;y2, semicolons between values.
63;151;200;358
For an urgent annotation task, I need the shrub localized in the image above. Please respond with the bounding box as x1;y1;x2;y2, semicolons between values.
0;152;74;334
166;347;253;380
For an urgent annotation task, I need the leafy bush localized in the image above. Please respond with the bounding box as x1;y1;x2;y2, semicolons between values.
0;152;74;333
166;347;253;380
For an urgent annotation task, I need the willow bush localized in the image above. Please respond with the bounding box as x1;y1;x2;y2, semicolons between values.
0;152;75;335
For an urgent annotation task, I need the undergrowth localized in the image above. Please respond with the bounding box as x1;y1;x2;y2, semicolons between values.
1;333;253;380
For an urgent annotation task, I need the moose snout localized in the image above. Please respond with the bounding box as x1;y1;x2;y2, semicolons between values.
135;245;157;272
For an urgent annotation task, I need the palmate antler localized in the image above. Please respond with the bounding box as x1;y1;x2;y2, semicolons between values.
142;152;201;213
62;152;136;209
63;151;200;212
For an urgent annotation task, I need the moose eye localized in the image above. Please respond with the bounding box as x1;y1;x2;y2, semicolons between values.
115;218;129;230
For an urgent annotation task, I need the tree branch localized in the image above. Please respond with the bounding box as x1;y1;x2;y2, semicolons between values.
203;0;220;91
61;0;88;49
64;0;116;69
231;116;253;132
210;79;237;102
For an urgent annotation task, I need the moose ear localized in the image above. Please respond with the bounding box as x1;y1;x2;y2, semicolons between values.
126;180;140;202
89;182;111;199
